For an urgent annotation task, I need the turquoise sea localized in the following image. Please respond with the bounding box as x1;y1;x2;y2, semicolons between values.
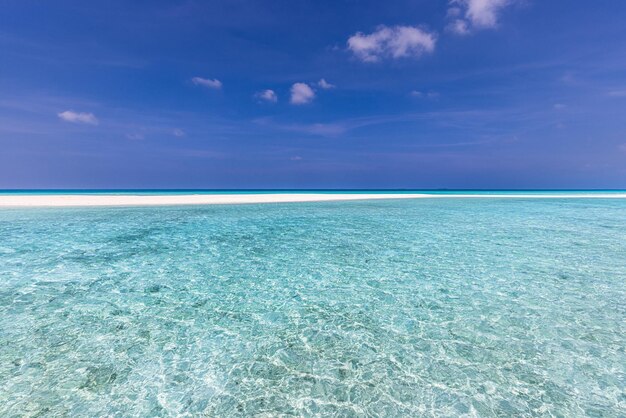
1;194;625;416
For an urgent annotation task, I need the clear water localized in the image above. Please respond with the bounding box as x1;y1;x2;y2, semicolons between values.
1;198;624;417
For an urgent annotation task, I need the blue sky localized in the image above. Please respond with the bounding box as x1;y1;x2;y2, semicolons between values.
1;0;626;189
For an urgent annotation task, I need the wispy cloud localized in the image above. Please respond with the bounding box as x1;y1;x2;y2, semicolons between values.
254;117;347;136
173;128;186;137
410;90;439;98
256;107;547;139
175;149;227;159
125;133;144;140
347;25;436;62
255;89;278;103
57;110;99;125
290;83;315;105
191;77;222;89
255;112;432;137
447;0;518;34
608;89;626;97
317;79;335;89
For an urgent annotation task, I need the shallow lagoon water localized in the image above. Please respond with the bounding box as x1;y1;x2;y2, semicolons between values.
0;198;625;416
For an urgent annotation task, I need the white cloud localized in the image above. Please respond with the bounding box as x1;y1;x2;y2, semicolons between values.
191;77;222;89
410;90;423;97
447;19;470;35
255;89;278;103
290;83;315;105
553;103;566;110
347;25;436;62
447;6;462;17
468;0;509;27
173;128;185;137
317;79;335;89
447;0;516;34
57;110;99;125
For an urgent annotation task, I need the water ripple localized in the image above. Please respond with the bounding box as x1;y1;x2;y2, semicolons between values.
0;200;625;416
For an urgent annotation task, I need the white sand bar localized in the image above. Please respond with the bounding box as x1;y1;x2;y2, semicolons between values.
0;193;625;208
0;193;427;207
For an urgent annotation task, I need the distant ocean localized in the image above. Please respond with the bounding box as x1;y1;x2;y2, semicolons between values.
1;195;624;416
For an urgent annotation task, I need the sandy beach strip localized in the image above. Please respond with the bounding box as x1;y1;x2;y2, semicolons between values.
1;192;626;208
0;193;431;207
